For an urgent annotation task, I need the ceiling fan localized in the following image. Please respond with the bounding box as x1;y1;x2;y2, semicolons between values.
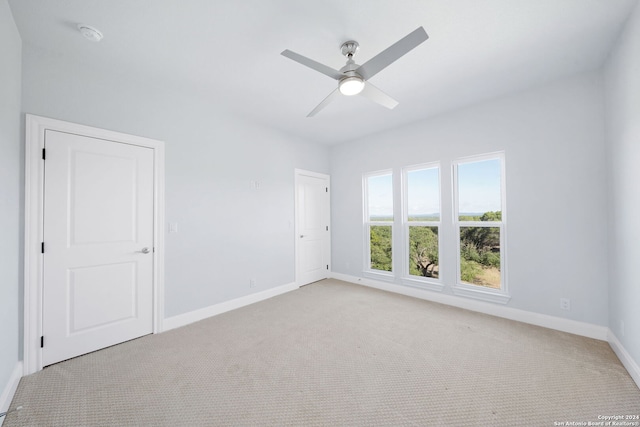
281;26;429;117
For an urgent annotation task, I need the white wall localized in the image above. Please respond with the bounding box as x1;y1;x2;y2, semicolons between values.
21;45;330;318
605;0;640;369
330;71;609;326
7;1;637;394
0;0;22;404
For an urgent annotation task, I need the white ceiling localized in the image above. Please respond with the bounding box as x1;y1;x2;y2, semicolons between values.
8;0;638;145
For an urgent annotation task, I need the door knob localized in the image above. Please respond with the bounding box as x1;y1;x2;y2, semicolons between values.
137;247;150;254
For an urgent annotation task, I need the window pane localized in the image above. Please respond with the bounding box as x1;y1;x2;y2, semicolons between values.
408;226;439;278
458;158;501;221
368;174;393;221
407;168;439;221
370;225;392;272
459;226;500;288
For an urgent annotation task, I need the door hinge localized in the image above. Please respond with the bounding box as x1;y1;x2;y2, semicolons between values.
42;148;46;160
325;187;328;192
326;265;329;270
40;336;44;348
41;242;44;254
326;225;328;231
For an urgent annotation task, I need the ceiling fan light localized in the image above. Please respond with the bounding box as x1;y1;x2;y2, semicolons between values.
339;76;365;96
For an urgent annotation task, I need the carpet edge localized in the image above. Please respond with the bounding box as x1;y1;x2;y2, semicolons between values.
330;272;609;340
162;282;299;332
0;361;22;424
608;330;640;390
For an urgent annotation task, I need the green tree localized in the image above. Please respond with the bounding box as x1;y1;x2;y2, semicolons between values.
460;258;482;282
459;211;502;286
370;226;392;271
480;211;502;221
460;240;481;263
460;226;499;251
481;250;500;268
409;226;439;277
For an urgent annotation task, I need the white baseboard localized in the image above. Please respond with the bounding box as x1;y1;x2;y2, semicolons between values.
607;330;640;390
330;272;609;341
163;282;299;332
0;361;23;424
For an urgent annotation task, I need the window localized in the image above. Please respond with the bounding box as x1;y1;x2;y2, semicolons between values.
364;171;393;276
453;153;508;303
402;164;442;290
361;153;507;303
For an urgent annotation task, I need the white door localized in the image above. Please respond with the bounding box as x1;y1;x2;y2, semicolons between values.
42;130;154;366
295;170;330;286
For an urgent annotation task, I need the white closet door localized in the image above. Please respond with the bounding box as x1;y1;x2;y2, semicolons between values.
296;171;330;286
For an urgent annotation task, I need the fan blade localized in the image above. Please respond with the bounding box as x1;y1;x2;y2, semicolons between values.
281;50;343;80
359;82;399;110
307;88;341;117
356;27;428;81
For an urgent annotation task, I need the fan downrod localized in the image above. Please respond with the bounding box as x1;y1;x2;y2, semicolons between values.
340;41;359;58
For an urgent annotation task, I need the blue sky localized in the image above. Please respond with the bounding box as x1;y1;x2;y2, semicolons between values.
457;158;501;214
367;174;393;218
407;167;440;218
367;159;501;218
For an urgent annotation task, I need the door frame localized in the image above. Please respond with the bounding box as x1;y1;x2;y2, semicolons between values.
23;114;165;375
294;169;331;286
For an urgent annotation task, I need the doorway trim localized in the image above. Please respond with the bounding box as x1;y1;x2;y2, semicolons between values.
23;114;165;375
294;168;331;286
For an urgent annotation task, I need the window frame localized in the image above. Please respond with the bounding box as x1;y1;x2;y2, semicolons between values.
452;152;510;304
401;162;444;291
362;169;395;281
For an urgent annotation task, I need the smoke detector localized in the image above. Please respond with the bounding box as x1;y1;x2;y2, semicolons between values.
77;24;103;42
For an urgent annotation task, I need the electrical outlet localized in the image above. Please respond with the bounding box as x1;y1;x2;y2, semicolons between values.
560;298;571;311
249;278;256;288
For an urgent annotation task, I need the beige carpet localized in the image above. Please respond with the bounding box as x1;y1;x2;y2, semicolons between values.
5;279;640;426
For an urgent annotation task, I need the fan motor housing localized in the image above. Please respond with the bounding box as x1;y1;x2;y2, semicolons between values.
340;41;359;58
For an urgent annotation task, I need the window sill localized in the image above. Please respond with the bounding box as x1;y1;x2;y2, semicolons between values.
452;284;511;304
363;270;395;282
401;277;445;292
